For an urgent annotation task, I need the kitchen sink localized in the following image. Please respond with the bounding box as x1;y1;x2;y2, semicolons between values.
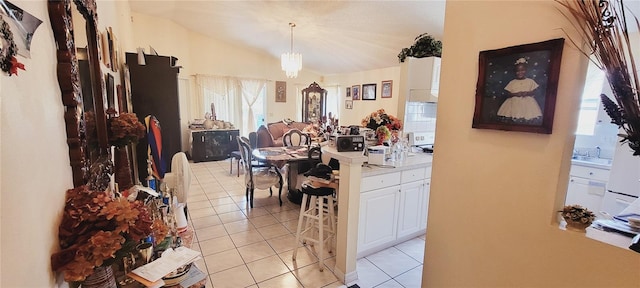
571;156;612;165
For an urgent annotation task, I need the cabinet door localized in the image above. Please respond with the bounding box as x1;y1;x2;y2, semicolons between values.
420;179;431;230
203;131;229;160
358;186;400;254
565;176;605;218
398;181;425;238
191;132;206;162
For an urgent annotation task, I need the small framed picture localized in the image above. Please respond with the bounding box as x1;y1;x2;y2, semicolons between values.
472;38;564;134
381;80;392;98
352;85;360;100
275;81;286;102
362;83;376;100
345;100;353;109
346;87;351;98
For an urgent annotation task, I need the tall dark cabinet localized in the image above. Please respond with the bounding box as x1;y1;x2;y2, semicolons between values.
126;53;181;183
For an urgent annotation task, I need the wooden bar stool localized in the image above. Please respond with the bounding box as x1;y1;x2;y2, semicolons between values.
292;182;336;271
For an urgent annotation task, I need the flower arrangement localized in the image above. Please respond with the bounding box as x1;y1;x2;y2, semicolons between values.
559;205;596;226
51;185;168;282
361;109;403;131
85;110;146;148
361;109;403;144
106;109;146;148
558;0;639;155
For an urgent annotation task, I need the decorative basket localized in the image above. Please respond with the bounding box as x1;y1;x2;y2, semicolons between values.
564;218;591;232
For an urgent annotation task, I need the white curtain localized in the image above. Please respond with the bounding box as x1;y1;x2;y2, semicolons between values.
194;75;241;128
239;79;267;133
325;84;340;120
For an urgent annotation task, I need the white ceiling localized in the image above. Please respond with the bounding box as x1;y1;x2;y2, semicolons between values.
128;0;447;75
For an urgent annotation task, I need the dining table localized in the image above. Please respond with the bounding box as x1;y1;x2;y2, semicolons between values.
252;145;320;204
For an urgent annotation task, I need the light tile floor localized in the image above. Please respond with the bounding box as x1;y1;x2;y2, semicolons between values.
186;160;425;288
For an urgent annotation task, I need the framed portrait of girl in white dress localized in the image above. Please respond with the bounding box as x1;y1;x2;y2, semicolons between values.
472;38;564;134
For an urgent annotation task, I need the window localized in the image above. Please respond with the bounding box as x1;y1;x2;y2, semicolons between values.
575;63;606;135
195;75;267;135
325;85;339;119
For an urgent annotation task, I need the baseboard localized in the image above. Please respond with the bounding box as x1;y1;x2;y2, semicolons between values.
344;270;359;286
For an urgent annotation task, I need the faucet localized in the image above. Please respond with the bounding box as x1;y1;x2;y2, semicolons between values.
596;146;601;158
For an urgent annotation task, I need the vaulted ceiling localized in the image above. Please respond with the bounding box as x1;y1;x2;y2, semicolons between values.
128;1;447;75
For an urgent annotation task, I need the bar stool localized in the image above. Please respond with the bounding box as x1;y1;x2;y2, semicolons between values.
292;182;336;271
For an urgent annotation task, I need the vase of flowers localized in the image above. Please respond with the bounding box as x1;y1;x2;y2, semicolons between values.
50;184;168;285
106;109;146;191
559;205;596;232
361;109;403;145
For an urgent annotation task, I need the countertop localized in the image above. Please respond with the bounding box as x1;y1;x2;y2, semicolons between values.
570;158;612;170
362;153;433;177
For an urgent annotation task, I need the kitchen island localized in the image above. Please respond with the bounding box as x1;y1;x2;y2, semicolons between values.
322;146;432;285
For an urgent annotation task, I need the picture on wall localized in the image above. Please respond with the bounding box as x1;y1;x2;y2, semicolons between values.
472;38;564;134
381;80;392;98
346;87;351;98
362;83;376;100
352;85;360;100
276;81;286;102
0;0;42;59
345;100;353;109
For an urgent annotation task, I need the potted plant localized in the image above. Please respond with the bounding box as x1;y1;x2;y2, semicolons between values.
559;205;596;232
397;33;443;63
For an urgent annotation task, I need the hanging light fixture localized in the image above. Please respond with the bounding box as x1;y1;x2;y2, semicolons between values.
281;22;302;78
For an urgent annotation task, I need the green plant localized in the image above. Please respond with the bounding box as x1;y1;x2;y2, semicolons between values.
397;33;442;63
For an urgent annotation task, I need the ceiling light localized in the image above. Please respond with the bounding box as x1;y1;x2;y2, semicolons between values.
281;22;302;78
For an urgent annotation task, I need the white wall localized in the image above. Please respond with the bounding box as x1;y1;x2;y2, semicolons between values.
0;1;134;286
130;12;324;139
424;1;639;286
325;66;401;127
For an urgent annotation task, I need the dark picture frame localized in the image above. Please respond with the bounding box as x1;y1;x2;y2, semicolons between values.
381;80;392;98
346;87;351;98
352;85;360;100
362;83;376;100
472;38;564;134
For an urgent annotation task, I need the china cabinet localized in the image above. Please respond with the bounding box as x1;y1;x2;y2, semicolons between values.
302;82;327;123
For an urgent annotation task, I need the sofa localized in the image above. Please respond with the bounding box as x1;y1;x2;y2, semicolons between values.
256;121;310;147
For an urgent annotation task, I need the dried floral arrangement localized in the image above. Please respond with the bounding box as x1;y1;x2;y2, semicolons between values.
557;0;640;155
106;109;146;148
559;204;596;225
50;184;168;282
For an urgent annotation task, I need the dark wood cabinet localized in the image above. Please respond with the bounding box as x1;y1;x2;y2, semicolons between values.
126;53;181;183
191;129;240;162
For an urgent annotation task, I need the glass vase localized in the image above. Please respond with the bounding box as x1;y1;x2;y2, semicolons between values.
82;265;117;288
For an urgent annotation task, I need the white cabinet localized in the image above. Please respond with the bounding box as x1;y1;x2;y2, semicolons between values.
358;166;430;258
397;181;426;238
566;176;606;215
358;186;400;254
565;164;610;218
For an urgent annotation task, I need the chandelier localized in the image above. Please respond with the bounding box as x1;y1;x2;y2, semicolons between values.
281;22;302;78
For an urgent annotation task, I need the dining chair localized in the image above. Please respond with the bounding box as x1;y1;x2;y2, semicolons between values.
283;129;311;147
237;136;284;208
